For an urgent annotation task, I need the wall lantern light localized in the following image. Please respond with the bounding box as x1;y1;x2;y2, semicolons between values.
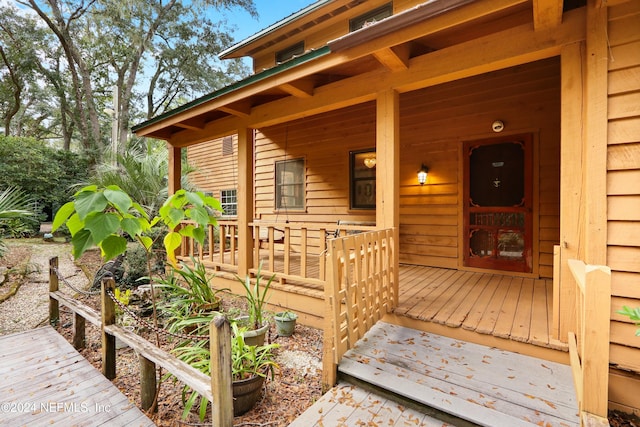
364;156;377;168
417;164;428;185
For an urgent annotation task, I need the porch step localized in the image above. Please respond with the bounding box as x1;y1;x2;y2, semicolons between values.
337;321;579;427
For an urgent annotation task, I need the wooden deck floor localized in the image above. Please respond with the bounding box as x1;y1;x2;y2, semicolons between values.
0;326;155;427
395;265;565;352
296;322;579;427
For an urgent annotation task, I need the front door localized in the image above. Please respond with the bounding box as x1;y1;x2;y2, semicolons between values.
463;134;533;273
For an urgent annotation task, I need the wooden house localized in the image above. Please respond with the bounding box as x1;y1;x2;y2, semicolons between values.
133;0;640;420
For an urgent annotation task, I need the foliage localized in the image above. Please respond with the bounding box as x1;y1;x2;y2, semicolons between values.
0;136;89;221
88;145;196;218
156;258;229;335
617;306;640;336
0;187;36;257
52;185;221;264
275;310;297;321
2;1;256;161
114;287;131;318
170;320;279;421
236;263;275;330
230;322;279;381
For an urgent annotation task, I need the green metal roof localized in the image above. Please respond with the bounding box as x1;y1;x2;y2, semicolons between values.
131;46;331;133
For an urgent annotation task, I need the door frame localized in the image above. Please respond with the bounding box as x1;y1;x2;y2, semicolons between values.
460;133;536;274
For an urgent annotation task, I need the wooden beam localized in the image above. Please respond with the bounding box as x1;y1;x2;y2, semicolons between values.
533;0;564;30
237;127;254;277
173;117;205;131
167;143;181;195
372;45;410;71
583;0;608;266
559;41;585;342
376;90;400;295
218;100;252;117
279;79;316;97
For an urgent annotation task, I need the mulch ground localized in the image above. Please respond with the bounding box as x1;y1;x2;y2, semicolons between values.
65;248;324;427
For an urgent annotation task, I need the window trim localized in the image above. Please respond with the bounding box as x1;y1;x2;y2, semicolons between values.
275;158;306;211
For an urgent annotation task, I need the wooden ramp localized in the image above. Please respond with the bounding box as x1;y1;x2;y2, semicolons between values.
295;322;579;427
0;326;155;427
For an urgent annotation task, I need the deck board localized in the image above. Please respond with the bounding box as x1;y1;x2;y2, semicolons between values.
337;322;579;427
0;327;155;427
397;265;563;351
288;382;458;427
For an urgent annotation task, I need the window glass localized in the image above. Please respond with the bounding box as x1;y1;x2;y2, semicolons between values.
276;41;304;63
275;158;305;210
220;189;237;217
350;150;376;209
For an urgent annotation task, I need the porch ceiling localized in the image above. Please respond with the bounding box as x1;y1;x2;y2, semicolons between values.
133;0;569;145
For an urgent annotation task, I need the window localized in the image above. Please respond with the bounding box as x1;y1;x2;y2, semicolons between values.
350;3;392;32
275;158;305;210
350;150;376;209
220;189;237;217
276;41;304;64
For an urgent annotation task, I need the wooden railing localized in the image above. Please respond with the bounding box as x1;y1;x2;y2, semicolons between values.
178;220;377;286
567;258;611;426
48;257;234;426
321;228;397;391
179;220;240;273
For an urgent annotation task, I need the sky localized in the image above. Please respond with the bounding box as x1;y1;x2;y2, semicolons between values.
226;0;315;43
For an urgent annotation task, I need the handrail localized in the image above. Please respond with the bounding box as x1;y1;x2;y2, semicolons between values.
321;228;396;391
48;257;234;426
567;257;611;426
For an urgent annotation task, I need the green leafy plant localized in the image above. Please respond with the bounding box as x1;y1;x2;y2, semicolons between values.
230;322;279;381
236;263;275;330
169;321;279;421
275;310;297;321
52;185;221;264
618;306;640;336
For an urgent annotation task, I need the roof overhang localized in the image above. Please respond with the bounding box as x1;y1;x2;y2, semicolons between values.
133;0;570;145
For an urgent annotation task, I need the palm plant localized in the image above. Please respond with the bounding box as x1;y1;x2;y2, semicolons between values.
87;142;196;218
0;187;35;258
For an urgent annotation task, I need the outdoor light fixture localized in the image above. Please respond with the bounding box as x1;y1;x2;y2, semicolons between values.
364;157;377;168
417;164;428;185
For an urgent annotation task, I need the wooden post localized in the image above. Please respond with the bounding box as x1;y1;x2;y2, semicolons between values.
321;239;337;392
582;265;611;418
49;257;59;326
237;128;254;278
72;312;85;349
140;355;157;412
101;276;116;380
210;315;233;427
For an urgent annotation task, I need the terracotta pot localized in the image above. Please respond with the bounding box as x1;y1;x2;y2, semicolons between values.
232;374;265;416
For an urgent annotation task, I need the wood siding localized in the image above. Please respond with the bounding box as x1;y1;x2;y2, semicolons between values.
399;58;561;277
188;136;239;206
607;1;640;411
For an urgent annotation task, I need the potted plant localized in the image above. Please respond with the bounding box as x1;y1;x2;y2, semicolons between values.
170;321;280;420
156;258;228;334
235;263;275;346
230;322;280;416
274;310;298;337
